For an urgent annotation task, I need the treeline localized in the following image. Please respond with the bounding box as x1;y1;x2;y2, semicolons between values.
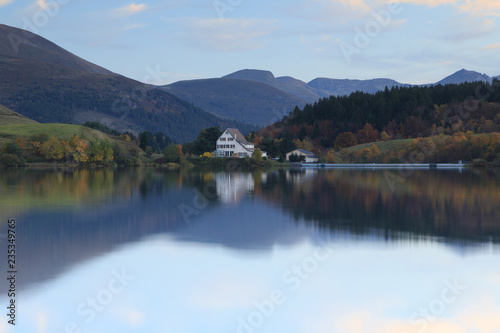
259;79;500;151
0;134;140;167
326;132;500;165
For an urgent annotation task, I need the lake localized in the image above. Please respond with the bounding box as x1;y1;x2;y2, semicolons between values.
1;167;499;333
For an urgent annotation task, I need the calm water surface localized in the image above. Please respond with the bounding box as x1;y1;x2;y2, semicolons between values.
0;168;499;333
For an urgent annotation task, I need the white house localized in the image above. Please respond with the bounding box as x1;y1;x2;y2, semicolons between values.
286;149;318;163
214;128;267;158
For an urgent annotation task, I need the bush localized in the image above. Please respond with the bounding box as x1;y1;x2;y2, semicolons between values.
386;157;402;164
289;153;305;162
251;148;263;166
0;154;26;167
163;143;180;163
471;159;487;168
1;142;24;157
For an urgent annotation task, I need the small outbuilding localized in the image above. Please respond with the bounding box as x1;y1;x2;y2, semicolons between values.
286;149;318;163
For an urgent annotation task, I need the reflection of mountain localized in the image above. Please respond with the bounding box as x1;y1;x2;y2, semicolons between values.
0;169;304;293
0;169;199;293
2;168;499;294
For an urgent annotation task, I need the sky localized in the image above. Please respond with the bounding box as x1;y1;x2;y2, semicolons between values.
1;0;500;85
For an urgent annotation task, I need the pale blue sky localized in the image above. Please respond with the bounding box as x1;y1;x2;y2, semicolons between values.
1;0;499;85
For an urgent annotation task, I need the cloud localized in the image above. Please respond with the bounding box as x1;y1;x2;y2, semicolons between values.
325;0;371;13
165;17;276;52
0;0;13;6
390;0;457;7
113;2;147;17
391;0;500;16
484;43;500;49
458;0;500;17
440;17;495;42
290;0;375;24
36;0;48;9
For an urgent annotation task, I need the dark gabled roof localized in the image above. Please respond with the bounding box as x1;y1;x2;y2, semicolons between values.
291;149;316;156
227;128;253;146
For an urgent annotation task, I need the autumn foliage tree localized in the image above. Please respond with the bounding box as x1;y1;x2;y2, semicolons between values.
87;140;114;165
356;124;379;144
67;135;88;163
334;132;357;150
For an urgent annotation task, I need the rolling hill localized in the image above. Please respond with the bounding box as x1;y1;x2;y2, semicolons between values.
0;24;253;143
163;77;308;126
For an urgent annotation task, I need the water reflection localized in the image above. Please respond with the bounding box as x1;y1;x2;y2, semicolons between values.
261;169;500;243
0;168;499;294
1;168;500;333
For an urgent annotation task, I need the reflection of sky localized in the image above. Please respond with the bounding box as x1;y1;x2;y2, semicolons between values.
2;169;500;333
3;234;500;333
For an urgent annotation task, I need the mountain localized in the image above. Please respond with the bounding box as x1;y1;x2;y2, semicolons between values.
223;69;321;102
307;78;409;98
163;76;308;126
164;68;500;127
0;104;38;124
275;76;322;101
0;24;111;75
435;69;493;85
0;24;252;143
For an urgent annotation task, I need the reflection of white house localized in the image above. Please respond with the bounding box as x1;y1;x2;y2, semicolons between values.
286;149;318;163
215;173;254;204
214;128;267;158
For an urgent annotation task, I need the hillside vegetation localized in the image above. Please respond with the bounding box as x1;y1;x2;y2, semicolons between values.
250;80;500;164
0;116;142;167
0;24;254;143
0;123;109;141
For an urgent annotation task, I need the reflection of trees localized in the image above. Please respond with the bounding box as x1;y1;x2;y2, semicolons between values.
0;168;217;292
259;169;500;243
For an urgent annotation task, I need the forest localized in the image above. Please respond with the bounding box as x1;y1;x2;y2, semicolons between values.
252;80;500;163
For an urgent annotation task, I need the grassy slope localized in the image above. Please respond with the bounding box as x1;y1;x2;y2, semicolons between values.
0;123;109;141
346;139;412;154
0;122;140;159
0;104;38;125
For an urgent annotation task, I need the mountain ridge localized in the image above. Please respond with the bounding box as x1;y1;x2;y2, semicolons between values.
164;68;498;127
0;24;253;143
0;24;112;75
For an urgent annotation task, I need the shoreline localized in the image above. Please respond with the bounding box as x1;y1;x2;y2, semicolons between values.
3;162;498;170
296;163;469;169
